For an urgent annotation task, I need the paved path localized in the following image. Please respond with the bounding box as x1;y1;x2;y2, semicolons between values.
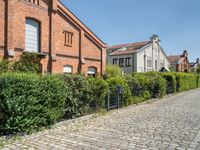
1;89;200;150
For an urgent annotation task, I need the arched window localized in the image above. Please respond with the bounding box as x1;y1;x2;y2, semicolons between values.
63;65;73;74
25;18;40;52
88;67;97;75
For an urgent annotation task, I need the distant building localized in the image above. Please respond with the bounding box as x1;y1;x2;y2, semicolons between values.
168;50;190;72
190;58;200;72
107;35;170;73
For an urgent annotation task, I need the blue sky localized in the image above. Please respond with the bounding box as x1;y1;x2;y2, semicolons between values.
62;0;200;62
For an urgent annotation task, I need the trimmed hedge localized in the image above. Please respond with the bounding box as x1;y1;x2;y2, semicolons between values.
0;73;66;135
87;77;109;109
60;74;91;119
159;72;177;94
125;74;151;103
107;77;132;106
0;71;199;135
143;72;167;98
174;73;197;92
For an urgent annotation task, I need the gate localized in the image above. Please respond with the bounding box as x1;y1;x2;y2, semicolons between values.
107;86;123;111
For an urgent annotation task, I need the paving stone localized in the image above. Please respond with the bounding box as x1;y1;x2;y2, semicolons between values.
1;89;200;149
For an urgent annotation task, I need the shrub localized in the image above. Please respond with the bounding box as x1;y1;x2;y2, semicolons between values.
13;52;41;73
107;77;132;106
0;60;10;73
105;64;123;79
125;74;151;103
196;74;200;88
174;73;196;92
87;77;109;109
143;72;167;98
159;72;176;94
0;73;66;135
60;74;91;119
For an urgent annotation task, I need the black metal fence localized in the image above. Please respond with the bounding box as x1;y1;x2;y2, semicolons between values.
107;86;123;111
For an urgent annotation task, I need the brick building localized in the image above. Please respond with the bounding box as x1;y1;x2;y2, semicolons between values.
168;50;190;72
0;0;106;75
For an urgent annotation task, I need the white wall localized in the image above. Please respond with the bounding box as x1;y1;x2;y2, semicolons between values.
136;41;169;72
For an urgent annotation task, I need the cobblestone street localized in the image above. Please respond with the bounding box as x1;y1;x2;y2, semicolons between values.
1;89;200;150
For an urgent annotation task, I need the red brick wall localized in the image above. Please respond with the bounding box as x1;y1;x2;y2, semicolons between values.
0;0;106;74
6;0;51;72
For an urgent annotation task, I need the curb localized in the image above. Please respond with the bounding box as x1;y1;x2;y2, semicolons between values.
54;114;97;128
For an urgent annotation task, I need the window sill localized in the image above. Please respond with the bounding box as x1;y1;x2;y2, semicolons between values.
23;51;46;58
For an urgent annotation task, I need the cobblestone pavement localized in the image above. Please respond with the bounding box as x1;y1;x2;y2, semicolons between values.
2;89;200;150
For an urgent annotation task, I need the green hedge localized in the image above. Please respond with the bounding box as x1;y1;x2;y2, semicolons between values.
143;72;167;98
174;73;197;92
125;74;151;103
87;77;109;109
0;73;66;135
0;71;199;135
197;74;200;88
107;77;132;106
159;72;176;94
60;74;91;119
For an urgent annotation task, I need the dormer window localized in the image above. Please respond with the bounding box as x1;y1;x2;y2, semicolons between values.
28;0;39;5
63;30;73;47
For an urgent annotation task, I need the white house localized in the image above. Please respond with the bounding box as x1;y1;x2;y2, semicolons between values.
107;35;170;73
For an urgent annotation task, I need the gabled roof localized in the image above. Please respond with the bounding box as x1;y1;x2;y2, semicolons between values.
168;55;182;63
110;41;151;56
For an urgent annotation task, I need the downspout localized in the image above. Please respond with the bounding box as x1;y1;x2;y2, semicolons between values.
4;0;8;58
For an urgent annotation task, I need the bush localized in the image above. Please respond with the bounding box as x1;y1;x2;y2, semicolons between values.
196;74;200;88
105;64;123;79
125;74;151;103
143;72;167;98
0;73;66;135
0;60;10;73
107;77;132;106
174;73;197;92
159;72;176;94
60;74;91;119
13;52;41;73
87;77;109;109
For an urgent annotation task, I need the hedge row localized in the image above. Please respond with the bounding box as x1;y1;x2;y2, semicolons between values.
0;72;199;135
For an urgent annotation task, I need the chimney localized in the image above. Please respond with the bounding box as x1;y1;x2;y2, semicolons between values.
183;50;188;57
196;58;200;63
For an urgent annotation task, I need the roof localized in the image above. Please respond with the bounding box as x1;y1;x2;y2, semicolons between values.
107;43;130;50
168;55;182;63
110;41;151;56
189;62;196;67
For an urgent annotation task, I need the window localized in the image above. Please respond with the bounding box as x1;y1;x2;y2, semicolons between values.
63;30;73;47
125;57;131;67
147;59;152;67
119;58;124;67
113;58;118;65
63;65;73;74
155;60;158;70
25;18;40;52
88;67;97;76
28;0;39;5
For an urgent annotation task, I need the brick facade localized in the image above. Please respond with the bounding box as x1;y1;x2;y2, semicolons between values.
168;50;190;72
0;0;106;75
